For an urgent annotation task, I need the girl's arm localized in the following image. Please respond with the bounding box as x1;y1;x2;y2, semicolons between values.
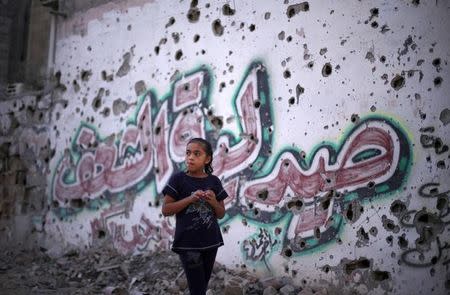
161;192;200;216
204;190;226;219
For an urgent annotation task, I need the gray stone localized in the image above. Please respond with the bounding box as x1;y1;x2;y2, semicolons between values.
263;286;278;295
279;284;295;295
224;279;243;295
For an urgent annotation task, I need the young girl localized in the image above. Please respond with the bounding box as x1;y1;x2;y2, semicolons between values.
162;137;227;295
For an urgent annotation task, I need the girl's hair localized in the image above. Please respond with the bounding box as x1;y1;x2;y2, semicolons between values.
187;137;214;174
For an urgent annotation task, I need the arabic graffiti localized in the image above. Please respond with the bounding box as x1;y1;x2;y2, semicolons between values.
50;61;412;259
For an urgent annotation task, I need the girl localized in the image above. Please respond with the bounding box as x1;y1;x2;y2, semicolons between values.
161;138;227;295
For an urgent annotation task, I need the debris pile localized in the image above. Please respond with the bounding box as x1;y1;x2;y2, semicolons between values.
0;243;329;295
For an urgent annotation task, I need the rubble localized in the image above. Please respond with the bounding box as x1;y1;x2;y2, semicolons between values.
0;241;329;295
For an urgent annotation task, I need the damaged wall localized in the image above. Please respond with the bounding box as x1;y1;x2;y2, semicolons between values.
1;0;449;294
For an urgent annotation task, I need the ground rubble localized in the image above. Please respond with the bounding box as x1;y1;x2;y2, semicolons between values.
0;243;330;295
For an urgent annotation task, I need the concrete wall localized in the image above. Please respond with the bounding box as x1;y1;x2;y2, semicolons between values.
3;0;449;293
0;0;52;90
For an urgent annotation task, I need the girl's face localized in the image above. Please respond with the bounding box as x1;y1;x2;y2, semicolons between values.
185;142;211;175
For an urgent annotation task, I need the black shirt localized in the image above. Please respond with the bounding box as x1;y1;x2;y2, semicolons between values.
162;172;228;253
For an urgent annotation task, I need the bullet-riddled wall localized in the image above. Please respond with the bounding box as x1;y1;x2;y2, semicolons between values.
43;1;449;294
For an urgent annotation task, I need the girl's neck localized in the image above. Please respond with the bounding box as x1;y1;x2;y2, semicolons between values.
186;170;208;178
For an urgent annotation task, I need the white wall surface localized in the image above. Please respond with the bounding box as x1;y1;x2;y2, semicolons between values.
44;1;450;293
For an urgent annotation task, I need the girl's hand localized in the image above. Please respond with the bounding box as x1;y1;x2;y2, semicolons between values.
203;190;218;205
190;190;205;203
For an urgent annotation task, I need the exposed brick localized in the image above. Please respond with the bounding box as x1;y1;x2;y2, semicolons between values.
8;156;26;171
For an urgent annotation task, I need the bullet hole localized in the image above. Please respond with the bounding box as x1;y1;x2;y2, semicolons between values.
350;114;360;124
153;125;161;136
320;265;330;273
222;225;230;233
175;50;183;60
370;105;377;112
439;108;450;126
201;49;206;55
287;199;304;211
93;229;106;240
436;196;448;211
283;70;291;79
165;16;175;28
219;81;226;92
101;70;113;82
390;200;407;216
382;215;399;233
254;100;261;108
345;201;363;223
287;97;296;106
300;151;306;159
372;270;390;281
344;258;370;275
314;227;321;239
212;19;224;36
134;80;147;97
116;52;132;77
275;227;282;235
278;31;285;40
437;160;445;169
322;63;332;77
367;181;375;188
320;191;333;210
370;7;379;18
187;7;200;23
286;36;292;42
296;84;304;100
172;32;180;43
371;21;378;28
70;199;85;208
112;98;129;116
222;4;235;16
398;235;408;249
307;61;314;69
365;51;375;63
52;200;59;208
284;248;293;257
380;55;386;63
391;74;405;90
72;80;80;92
257;189;268;201
253;208;259;216
249;24;256;32
264;12;271;20
248;203;254;209
319;48;328;55
287;2;310;18
433;77;442;87
100;107;111;117
210;116;223;129
81;70;92;81
154;46;160;55
299;239;306;249
419;110;427;120
193;34;200;42
357;227;370;244
92;88;104;111
369;227;378;236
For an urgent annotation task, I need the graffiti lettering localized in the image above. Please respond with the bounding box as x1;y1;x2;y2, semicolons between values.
51;62;412;260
